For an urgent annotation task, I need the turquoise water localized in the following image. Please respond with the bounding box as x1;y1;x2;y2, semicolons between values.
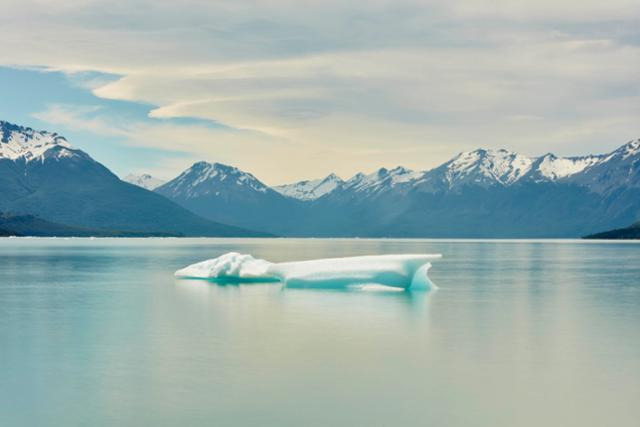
1;238;639;426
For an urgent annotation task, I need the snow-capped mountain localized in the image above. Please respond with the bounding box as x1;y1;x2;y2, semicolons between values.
416;148;611;193
0;120;262;237
275;145;635;200
274;173;344;200
437;148;534;188
155;161;297;233
123;173;166;190
568;139;640;194
426;140;639;193
157;139;639;237
324;144;636;196
156;161;270;199
0;120;77;162
343;167;425;193
275;167;424;200
2;117;637;237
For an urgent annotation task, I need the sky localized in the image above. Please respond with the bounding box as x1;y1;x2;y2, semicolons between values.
0;0;638;185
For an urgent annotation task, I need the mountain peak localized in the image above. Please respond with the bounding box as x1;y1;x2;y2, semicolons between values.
340;165;421;194
189;161;242;174
191;160;210;168
443;148;532;187
390;166;409;174
0;120;74;161
274;172;344;200
616;139;640;158
159;160;269;198
123;173;166;190
322;172;341;182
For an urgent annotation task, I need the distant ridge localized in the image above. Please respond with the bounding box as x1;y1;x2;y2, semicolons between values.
0;212;180;237
584;222;640;240
274;141;639;198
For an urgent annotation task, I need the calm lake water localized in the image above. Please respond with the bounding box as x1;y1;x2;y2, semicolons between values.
1;238;639;426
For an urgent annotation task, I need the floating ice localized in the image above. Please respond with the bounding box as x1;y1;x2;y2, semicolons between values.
174;252;274;281
175;252;441;290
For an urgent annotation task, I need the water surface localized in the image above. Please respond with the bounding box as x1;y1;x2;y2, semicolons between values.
1;238;639;426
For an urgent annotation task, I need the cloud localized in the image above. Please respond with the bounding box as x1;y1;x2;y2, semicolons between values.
2;0;640;182
33;104;125;137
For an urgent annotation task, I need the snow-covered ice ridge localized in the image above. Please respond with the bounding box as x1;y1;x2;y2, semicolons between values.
0;120;75;161
123;173;166;190
175;252;442;290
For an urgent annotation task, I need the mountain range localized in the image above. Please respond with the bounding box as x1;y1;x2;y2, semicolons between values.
1;119;638;237
0;120;265;237
150;140;640;237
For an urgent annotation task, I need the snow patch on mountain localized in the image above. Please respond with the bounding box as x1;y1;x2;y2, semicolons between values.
535;154;602;180
123;173;166;190
274;173;344;200
0;120;74;161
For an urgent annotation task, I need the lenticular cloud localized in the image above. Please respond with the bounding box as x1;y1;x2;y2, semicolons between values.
175;252;441;290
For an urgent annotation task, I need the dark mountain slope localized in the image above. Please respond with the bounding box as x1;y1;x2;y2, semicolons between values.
0;212;180;237
584;222;640;239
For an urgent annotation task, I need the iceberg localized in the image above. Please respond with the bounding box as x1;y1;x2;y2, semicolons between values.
175;252;441;290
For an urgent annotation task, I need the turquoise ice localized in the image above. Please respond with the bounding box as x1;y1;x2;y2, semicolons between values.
175;252;441;290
